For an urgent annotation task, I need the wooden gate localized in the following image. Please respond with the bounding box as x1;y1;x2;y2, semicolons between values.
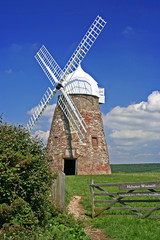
90;180;160;218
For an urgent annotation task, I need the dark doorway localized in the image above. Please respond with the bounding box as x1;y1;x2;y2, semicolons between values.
64;159;76;175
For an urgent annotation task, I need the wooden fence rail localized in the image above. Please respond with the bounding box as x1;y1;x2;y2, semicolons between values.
90;180;160;218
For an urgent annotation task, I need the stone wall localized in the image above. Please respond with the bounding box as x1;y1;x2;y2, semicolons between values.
47;94;111;175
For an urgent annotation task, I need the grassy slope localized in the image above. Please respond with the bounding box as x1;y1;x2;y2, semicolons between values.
65;171;160;240
111;163;160;173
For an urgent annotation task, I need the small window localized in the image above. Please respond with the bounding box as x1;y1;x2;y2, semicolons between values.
92;136;98;148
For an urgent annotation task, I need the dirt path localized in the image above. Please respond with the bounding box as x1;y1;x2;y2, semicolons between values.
67;196;114;240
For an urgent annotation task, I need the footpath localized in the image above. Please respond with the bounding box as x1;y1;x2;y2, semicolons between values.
67;196;114;240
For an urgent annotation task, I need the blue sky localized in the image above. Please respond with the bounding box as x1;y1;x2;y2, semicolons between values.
0;0;160;164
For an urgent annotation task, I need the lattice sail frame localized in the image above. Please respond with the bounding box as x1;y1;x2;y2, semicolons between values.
58;89;88;141
26;87;57;132
61;16;106;84
35;45;63;86
27;15;106;142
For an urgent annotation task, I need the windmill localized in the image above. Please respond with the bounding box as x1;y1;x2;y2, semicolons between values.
27;16;111;175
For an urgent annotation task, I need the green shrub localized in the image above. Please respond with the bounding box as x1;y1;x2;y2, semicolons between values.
0;118;53;235
0;117;89;239
0;118;55;223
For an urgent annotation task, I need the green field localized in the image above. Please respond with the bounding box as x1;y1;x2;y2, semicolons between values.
65;168;160;240
111;163;160;173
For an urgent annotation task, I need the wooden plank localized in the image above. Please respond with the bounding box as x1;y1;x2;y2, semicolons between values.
52;171;65;210
94;192;118;196
142;205;160;218
118;192;160;197
92;183;122;187
119;199;160;203
93;197;123;217
147;215;160;219
94;199;160;203
119;182;160;190
90;179;95;218
95;186;141;217
94;192;160;197
94;200;116;203
98;214;160;219
94;207;155;211
91;181;160;189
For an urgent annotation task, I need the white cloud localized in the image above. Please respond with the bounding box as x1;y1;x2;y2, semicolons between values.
122;26;134;35
103;91;160;163
110;130;160;141
27;103;56;143
134;153;154;158
42;104;56;118
11;43;23;51
27;103;56;123
27;106;37;115
34;130;50;143
103;91;160;143
146;91;160;111
5;69;12;74
11;42;39;52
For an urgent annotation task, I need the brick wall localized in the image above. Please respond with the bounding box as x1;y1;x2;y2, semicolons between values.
47;94;111;175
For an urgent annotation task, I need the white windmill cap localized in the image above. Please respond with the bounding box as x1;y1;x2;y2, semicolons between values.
64;65;105;103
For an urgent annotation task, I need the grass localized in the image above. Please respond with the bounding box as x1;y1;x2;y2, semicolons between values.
65;171;160;240
111;163;160;173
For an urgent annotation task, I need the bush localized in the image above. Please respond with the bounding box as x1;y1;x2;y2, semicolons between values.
0;117;89;240
0;118;54;235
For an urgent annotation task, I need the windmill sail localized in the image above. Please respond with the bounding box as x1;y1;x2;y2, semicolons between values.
60;15;106;84
27;15;106;143
35;45;63;86
58;89;87;142
27;87;57;132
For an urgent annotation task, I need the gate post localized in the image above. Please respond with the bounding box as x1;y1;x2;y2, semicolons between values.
90;179;95;218
52;171;65;210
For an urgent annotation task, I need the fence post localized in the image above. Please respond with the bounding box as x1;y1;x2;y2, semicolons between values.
52;171;65;210
90;179;95;218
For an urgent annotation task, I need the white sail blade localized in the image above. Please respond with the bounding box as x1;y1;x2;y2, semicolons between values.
35;45;63;86
58;89;87;142
27;87;57;132
60;15;106;84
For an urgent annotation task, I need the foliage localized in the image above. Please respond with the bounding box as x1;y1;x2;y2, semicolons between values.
0;117;89;239
39;213;90;240
0;117;54;221
66;173;160;240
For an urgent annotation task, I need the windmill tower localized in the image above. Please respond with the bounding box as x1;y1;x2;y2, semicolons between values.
27;16;111;175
